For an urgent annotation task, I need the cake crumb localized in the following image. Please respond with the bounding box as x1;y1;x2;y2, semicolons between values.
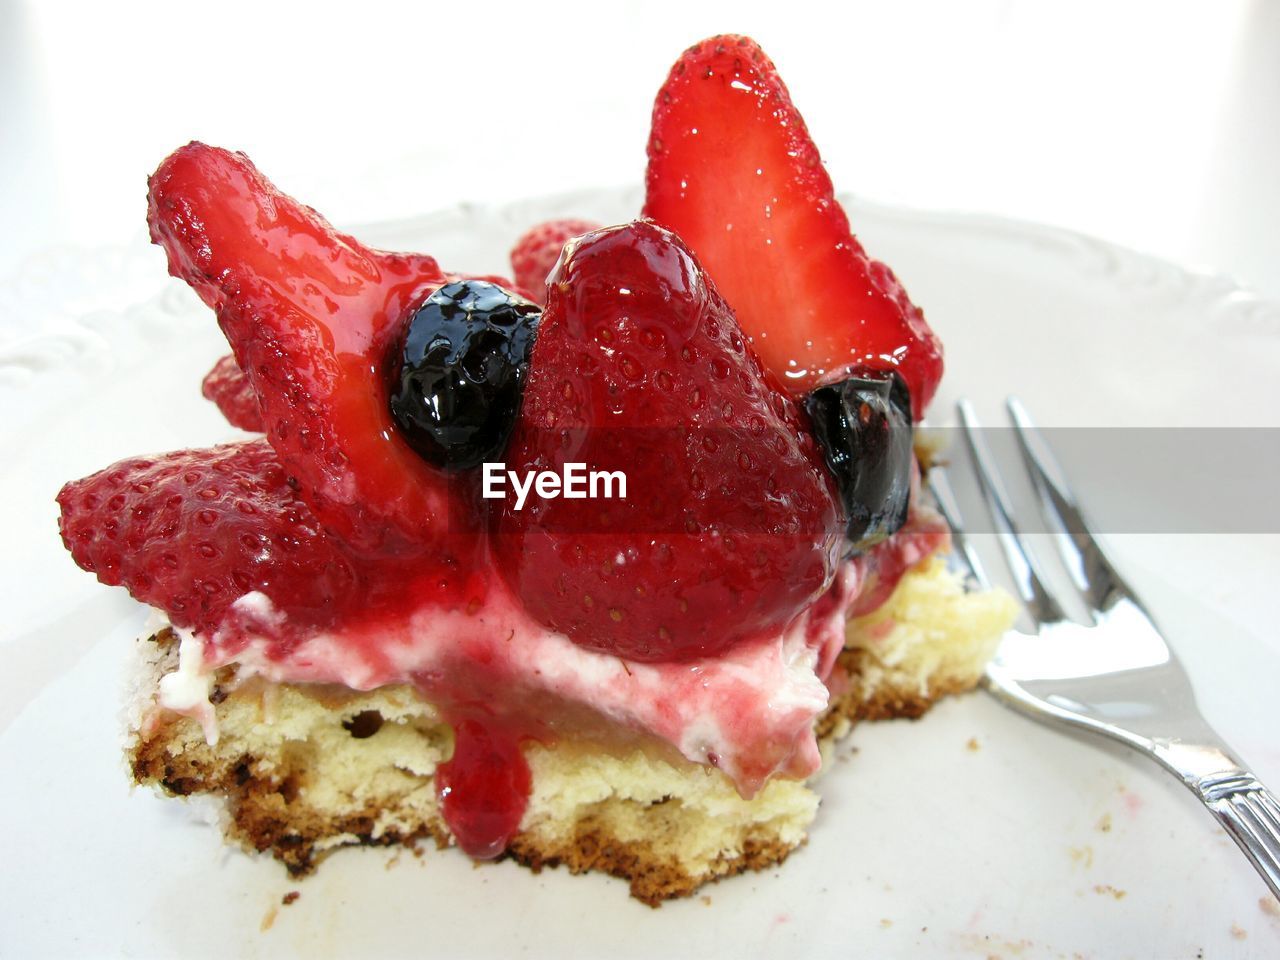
1230;923;1247;940
1069;845;1094;869
700;896;712;906
966;737;980;752
1093;884;1126;900
954;931;1032;956
879;918;893;929
1096;813;1112;833
282;891;300;906
260;904;279;932
1261;897;1280;918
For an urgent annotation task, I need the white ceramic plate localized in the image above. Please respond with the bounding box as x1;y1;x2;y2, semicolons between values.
3;188;1279;958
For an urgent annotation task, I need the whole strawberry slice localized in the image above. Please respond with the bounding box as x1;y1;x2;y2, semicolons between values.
509;218;601;304
643;35;943;420
148;143;471;557
57;440;356;639
202;354;264;432
492;221;843;662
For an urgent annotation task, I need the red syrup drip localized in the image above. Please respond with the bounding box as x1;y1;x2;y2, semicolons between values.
435;718;532;860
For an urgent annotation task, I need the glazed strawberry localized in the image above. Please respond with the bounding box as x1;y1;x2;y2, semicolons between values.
643;35;943;419
56;440;355;638
509;218;601;304
202;354;263;432
147;143;472;557
493;221;843;662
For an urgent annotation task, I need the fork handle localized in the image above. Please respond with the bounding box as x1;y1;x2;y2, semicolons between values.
1195;771;1280;901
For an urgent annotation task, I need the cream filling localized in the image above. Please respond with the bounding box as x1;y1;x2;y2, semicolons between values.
156;626;219;745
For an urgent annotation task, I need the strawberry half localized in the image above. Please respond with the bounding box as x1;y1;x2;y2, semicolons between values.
509;218;602;304
57;440;355;639
493;221;843;661
643;35;943;419
147;143;472;557
202;354;263;432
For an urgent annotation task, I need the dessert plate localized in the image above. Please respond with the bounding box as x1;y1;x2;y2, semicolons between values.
3;187;1279;958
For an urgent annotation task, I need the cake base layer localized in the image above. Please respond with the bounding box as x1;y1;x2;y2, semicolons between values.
128;556;1015;905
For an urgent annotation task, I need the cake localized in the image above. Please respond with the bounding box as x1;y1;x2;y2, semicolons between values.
56;34;1016;905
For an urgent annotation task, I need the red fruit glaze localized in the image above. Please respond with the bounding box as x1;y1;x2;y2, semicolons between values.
446;271;540;305
435;720;532;859
493;221;844;662
643;35;943;419
509;218;601;304
202;354;264;432
56;440;355;639
147;143;473;558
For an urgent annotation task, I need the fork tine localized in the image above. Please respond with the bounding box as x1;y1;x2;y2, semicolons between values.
1260;791;1280;829
1006;397;1130;613
957;399;1067;627
925;467;992;591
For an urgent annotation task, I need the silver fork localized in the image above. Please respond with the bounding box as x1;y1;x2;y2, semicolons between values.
928;396;1280;900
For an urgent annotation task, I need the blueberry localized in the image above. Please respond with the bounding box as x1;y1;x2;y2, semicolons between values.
805;372;913;551
389;280;540;471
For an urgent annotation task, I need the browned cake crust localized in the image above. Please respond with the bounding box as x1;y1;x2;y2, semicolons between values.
131;710;451;875
507;823;802;905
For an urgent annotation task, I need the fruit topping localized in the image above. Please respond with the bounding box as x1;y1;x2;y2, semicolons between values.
492;220;844;662
806;371;913;550
202;354;264;432
389;279;540;471
643;35;943;419
56;440;355;639
147;143;475;558
509;218;602;304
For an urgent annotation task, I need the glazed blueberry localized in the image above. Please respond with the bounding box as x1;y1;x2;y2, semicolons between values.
805;371;913;551
389;280;540;471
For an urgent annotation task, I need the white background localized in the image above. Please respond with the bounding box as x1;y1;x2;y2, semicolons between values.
2;0;1277;301
4;3;1280;953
